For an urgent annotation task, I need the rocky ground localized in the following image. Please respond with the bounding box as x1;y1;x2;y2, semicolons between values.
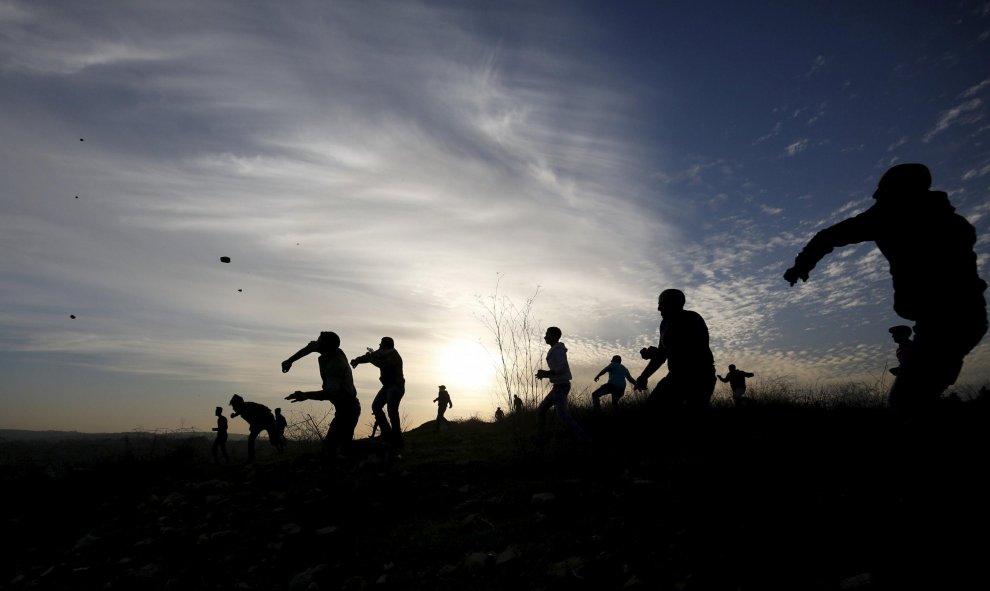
3;401;989;591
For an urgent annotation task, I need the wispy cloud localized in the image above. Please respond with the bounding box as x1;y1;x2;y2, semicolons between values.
887;136;909;151
753;121;783;145
806;54;827;77
924;98;984;142
0;0;689;429
785;139;809;156
960;79;990;98
963;163;990;180
2;1;989;432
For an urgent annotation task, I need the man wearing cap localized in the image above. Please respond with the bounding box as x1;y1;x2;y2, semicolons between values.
784;163;987;410
591;355;636;411
433;385;453;431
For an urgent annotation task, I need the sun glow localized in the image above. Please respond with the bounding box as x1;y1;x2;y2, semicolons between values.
436;340;497;393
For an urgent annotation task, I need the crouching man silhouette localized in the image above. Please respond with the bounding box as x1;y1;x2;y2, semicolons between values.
229;394;278;462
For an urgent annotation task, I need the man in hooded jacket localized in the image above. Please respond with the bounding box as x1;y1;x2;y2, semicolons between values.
784;163;987;409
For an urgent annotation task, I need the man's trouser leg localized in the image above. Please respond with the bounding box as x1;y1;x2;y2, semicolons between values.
551;383;586;439
536;389;558;439
385;385;405;446
647;374;677;411
686;368;716;408
371;387;392;439
247;430;259;461
890;307;987;410
591;384;608;410
325;394;360;456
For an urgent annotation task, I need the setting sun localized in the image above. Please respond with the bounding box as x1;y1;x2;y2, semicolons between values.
436;340;497;394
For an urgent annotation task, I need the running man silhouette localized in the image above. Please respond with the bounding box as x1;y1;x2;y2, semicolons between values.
211;406;229;464
888;325;914;377
591;355;636;411
717;364;754;406
636;289;717;409
534;326;588;444
784;163;987;410
433;385;452;431
282;331;361;461
351;337;405;449
229;394;278;462
272;407;287;453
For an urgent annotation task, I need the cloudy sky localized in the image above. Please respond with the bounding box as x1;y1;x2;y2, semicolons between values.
2;0;989;434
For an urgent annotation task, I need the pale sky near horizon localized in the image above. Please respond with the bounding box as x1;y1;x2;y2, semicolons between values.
2;0;990;435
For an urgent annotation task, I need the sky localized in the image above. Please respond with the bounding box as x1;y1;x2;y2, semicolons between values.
2;0;990;435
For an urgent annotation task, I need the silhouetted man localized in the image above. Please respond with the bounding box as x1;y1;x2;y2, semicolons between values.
229;394;278;462
784;163;987;410
636;289;716;409
495;407;505;421
535;326;588;444
272;407;287;453
718;364;754;405
513;394;523;414
433;385;452;431
351;337;405;449
282;331;361;461
592;355;636;411
887;325;914;377
211;406;229;464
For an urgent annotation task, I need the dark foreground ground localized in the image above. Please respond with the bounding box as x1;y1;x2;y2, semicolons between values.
2;399;989;591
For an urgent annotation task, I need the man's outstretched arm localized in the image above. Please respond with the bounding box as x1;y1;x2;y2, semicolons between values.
282;341;319;373
785;210;877;285
286;389;328;403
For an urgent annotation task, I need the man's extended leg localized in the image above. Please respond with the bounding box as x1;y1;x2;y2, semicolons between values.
246;430;259;462
591;384;608;411
386;385;405;446
536;389;558;441
611;388;623;409
371;387;392;439
551;383;587;440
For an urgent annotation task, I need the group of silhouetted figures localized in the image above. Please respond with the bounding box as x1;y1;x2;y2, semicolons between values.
211;333;407;463
213;164;988;462
530;164;988;442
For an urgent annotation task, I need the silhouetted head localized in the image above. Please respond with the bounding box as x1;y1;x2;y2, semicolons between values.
544;326;562;345
612;355;621;363
439;385;446;391
380;336;395;349
274;407;282;415
873;163;931;199
230;394;244;407
888;325;913;343
317;331;340;349
728;364;736;371
215;406;223;416
658;289;686;318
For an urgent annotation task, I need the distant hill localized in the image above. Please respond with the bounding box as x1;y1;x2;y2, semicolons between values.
0;429;247;441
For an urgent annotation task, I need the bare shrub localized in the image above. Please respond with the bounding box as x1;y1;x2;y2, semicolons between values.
283;409;332;443
476;275;549;411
